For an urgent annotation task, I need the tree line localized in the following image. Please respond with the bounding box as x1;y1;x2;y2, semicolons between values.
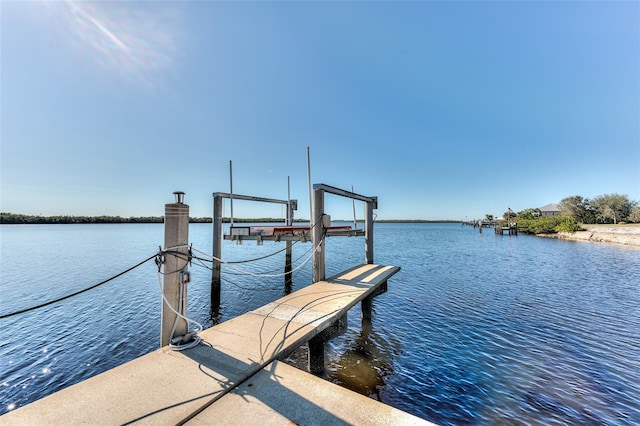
0;214;303;225
1;213;164;224
1;213;462;225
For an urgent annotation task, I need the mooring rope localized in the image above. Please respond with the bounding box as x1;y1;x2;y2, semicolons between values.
0;253;158;320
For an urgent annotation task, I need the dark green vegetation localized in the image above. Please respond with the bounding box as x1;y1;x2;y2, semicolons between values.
1;213;458;225
0;214;251;224
0;213;165;224
515;216;584;235
498;193;639;235
0;214;333;224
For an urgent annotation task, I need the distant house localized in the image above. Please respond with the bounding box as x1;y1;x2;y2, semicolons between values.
539;203;560;217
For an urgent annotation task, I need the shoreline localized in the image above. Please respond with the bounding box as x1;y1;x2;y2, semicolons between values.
538;224;640;247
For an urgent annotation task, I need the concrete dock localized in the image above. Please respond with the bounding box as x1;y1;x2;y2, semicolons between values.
1;264;433;425
188;360;432;425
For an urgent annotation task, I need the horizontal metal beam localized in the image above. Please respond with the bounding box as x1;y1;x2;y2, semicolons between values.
312;183;377;208
213;192;297;209
223;229;365;242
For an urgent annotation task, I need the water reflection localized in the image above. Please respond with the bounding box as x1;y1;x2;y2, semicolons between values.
326;316;399;401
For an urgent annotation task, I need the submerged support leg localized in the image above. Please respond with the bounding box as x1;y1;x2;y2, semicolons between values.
307;312;347;375
361;281;388;322
284;241;292;294
308;337;325;376
361;295;373;322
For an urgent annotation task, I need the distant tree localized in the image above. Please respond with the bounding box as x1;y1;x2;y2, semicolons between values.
516;208;541;220
485;214;494;222
590;193;636;224
628;206;640;223
558;195;593;223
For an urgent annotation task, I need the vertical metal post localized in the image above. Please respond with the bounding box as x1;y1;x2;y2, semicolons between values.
312;187;325;283
362;197;376;321
211;193;223;318
284;196;294;294
229;161;234;227
365;198;375;265
161;192;189;347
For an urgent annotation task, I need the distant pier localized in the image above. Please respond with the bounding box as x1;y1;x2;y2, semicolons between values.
462;219;517;235
495;224;518;235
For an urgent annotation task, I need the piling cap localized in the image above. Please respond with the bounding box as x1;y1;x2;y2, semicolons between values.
173;191;185;204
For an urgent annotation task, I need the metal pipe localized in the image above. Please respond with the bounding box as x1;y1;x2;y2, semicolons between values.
312;187;325;282
285;176;293;293
365;200;374;264
211;194;223;318
307;147;313;225
351;185;357;229
229;160;234;227
312;183;377;205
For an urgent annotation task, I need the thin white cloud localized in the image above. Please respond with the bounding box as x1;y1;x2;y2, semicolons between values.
69;1;131;53
48;0;181;88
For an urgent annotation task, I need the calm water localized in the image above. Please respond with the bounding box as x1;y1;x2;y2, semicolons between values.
1;223;639;424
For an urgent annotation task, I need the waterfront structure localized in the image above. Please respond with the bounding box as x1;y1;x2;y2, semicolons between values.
539;203;560;217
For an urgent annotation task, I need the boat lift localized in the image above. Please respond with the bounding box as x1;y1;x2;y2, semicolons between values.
209;183;378;318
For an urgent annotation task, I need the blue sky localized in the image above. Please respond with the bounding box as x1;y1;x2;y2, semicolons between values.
1;1;638;221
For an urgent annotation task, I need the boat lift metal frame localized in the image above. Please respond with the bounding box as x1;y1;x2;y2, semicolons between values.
209;184;378;317
311;183;377;283
210;192;297;316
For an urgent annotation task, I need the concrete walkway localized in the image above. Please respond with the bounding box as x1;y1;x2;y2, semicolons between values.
0;264;432;425
188;360;434;425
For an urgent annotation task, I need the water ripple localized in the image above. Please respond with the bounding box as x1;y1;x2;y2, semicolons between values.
1;223;639;424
